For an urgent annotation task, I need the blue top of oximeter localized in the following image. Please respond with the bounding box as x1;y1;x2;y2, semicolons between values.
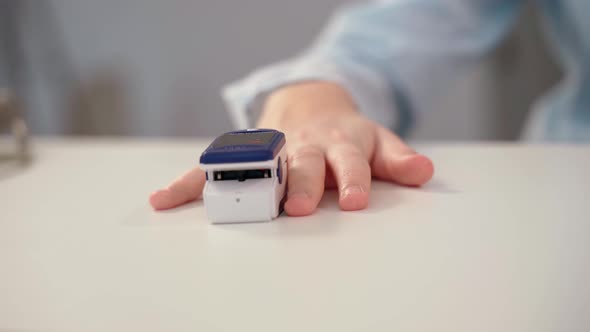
200;129;286;164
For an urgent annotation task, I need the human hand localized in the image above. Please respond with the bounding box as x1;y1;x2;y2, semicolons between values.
149;82;434;215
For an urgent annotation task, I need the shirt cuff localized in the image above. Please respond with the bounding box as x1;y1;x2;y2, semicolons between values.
221;57;398;130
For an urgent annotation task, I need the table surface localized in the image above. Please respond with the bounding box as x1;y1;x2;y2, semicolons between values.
1;138;589;332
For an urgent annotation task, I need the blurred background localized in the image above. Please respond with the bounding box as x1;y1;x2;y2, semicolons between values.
0;0;561;140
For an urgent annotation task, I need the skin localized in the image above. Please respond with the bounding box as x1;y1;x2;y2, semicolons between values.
149;81;434;215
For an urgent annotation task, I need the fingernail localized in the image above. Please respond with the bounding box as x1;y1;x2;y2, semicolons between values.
343;185;365;196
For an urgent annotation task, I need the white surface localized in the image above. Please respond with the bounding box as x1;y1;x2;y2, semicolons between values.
1;139;589;332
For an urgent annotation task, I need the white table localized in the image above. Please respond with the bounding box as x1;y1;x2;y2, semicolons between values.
1;139;589;332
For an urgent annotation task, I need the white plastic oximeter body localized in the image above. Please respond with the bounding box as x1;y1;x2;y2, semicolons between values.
199;129;287;223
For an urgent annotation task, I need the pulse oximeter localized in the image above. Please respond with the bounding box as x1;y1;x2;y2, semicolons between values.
199;129;287;223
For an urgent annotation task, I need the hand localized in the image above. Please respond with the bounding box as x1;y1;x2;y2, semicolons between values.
149;82;434;215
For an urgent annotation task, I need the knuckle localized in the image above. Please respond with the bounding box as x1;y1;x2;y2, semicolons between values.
338;164;370;182
330;144;364;160
288;145;324;163
328;128;349;142
292;129;313;142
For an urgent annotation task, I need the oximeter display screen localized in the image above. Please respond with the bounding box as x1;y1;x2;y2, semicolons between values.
212;132;275;148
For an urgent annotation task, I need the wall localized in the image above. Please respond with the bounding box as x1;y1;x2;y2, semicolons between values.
5;0;561;140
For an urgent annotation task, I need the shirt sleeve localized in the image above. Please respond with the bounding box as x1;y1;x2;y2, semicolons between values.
222;0;523;136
